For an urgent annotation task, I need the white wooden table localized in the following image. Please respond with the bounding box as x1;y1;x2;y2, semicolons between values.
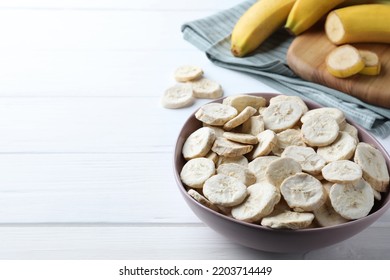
0;0;389;259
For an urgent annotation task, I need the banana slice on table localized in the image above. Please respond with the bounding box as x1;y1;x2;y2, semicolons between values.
280;173;326;212
301;115;339;147
222;132;258;145
203;174;248;207
217;155;248;167
313;199;349;227
182;127;216;160
161;83;195;109
326;44;365;78
354;142;390;192
174;65;203;82
187;189;221;213
211;137;253;157
248;130;277;160
317;131;357;162
222;95;266;113
247;156;279;183
217;163;256;187
301;107;346;130
180;157;215;189
191;78;223;99
272;128;306;156
241;115;265;136
223;106;257;131
231;182;281;222
261;211;315;229
262;100;303;132
195;103;238;126
329;179;374;220
269;95;308;114
281;146;326;175
322;160;362;184
265;157;302;188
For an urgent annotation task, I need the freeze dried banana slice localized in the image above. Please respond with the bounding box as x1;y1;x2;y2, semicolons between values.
180;158;215;188
217;155;248;167
161;83;195;109
272;128;306;156
223;106;257;131
322;180;333;196
281;146;326;175
174;65;203;82
262;100;303;132
241;115;265;136
205;151;219;165
203;174;248;207
322;160;362;184
261;211;315;229
265;157;302;188
202;124;225;138
301;115;339;147
301;107;346;129
217;163;256;186
195;103;238;126
182;127;216;160
342;123;359;143
317;131;357;162
329;179;374;220
231;182;281;222
248;130;277;160
211;137;253;157
280;173;326;212
222;94;266;112
247;156;279;183
313;200;349;227
354;142;390;192
269;95;309;114
188;189;220;212
191;78;223;99
223;132;258;145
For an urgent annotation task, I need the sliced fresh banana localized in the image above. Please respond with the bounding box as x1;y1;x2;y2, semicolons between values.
342;123;359;143
262;100;303;132
265;157;302;188
161;83;195;109
180;157;215;189
222;94;266;112
217;163;256;186
301;115;339;147
182;127;216;160
211;137;253;157
195;103;238;126
174;65;203;82
248;130;277;160
223;106;257;131
281;146;326;175
191;78;223;99
217;155;248;167
280;173;326;212
223;132;258;145
322;160;362;184
301;107;346;129
272;128;306;156
354;142;390;192
231;182;281;222
261;211;315;229
317;131;357;162
241;115;265;136
187;189;220;213
247;156;279;183
329;179;374;220
313;200;349;227
203;174;248;207
269;95;309;114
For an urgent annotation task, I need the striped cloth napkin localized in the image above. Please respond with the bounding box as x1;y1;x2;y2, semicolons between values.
181;0;390;138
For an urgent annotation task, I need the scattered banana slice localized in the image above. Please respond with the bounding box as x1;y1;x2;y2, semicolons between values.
195;103;238;126
265;157;302;188
247;156;279;183
313;200;349;227
269;95;308;114
203;174;248;207
174;65;203;82
282;146;326;175
262;100;303;132
301;107;346;129
180;158;215;189
322;160;362;184
223;132;258;145
241;115;265;136
248;129;277;160
161;83;195;109
231;182;281;222
211;137;253;157
217;163;256;186
301;115;339;147
217;155;248;167
223;94;266;113
329;179;374;220
359;50;381;76
223;106;257;131
317;131;357;163
326;44;365;78
191;78;223;99
187;189;221;213
261;211;315;229
280;173;326;212
354;142;390;192
272;128;306;156
182;127;216;160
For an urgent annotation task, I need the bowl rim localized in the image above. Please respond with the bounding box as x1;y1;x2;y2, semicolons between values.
173;92;390;233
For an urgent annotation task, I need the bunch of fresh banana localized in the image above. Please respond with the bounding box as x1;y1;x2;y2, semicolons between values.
231;0;390;77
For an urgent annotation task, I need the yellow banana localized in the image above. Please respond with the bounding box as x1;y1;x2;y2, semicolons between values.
231;0;296;57
358;50;381;76
325;4;390;45
285;0;345;35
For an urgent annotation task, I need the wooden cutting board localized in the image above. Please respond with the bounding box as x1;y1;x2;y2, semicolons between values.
286;26;390;108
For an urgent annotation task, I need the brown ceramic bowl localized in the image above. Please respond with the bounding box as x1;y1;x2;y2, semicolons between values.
173;93;390;253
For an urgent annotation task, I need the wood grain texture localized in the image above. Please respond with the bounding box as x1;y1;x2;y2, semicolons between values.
287;25;390;108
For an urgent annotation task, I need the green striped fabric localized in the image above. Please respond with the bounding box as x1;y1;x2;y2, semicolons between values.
182;0;390;138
